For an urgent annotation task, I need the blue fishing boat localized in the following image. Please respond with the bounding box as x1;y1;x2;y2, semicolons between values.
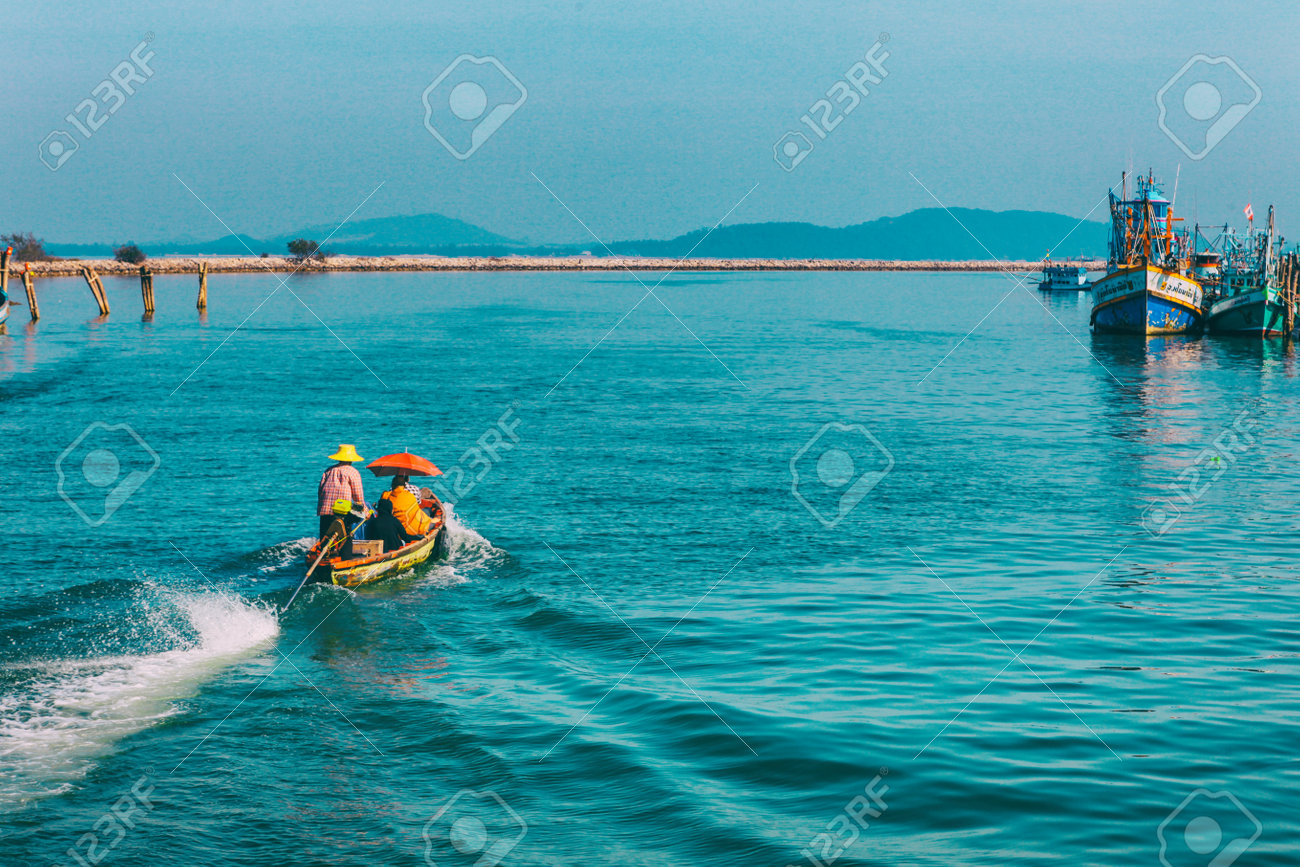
1090;171;1203;334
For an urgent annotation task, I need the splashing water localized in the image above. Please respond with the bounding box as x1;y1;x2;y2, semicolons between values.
255;537;316;574
443;503;505;566
0;588;279;809
416;503;503;587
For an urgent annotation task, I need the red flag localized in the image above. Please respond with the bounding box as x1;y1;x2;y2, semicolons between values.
1244;204;1255;221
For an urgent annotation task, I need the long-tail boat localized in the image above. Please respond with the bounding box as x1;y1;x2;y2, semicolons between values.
305;502;448;588
304;450;450;588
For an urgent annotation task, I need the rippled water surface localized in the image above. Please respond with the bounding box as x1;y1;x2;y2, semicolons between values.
1;271;1296;866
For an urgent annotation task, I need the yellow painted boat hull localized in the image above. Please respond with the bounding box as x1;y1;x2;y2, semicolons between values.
306;516;448;589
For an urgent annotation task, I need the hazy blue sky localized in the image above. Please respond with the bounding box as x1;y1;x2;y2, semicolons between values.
6;0;1298;246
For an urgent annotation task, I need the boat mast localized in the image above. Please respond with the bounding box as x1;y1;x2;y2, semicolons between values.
1266;205;1275;278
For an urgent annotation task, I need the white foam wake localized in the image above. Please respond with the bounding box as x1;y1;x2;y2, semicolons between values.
0;588;279;809
256;536;316;574
415;503;501;587
442;502;493;559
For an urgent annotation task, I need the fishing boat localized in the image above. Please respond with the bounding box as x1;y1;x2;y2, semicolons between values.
1090;171;1203;334
1204;207;1293;337
305;506;448;587
1037;259;1090;290
303;450;450;589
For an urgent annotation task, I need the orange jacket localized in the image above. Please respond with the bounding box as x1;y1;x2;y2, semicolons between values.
381;487;432;537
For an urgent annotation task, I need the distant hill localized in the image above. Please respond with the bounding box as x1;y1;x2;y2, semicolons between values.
593;209;1107;260
49;213;518;258
277;213;515;251
45;208;1106;260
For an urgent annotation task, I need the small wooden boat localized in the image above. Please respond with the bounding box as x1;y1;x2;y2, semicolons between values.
304;504;449;588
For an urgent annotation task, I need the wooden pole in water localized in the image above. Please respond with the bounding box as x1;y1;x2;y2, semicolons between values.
81;266;110;315
1;247;10;304
80;266;96;311
139;265;155;315
22;267;38;320
197;261;208;311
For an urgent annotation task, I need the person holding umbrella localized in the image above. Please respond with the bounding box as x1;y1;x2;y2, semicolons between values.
366;453;444;552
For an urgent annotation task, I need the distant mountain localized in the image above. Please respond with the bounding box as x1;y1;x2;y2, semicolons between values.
48;213;518;258
274;213;516;251
45;208;1106;260
592;209;1107;260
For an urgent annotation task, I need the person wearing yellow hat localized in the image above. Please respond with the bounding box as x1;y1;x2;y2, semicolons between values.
317;444;370;541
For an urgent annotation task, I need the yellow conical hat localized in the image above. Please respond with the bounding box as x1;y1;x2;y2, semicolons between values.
328;444;363;462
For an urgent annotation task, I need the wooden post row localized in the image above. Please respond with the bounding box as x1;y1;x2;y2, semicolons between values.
197;261;208;310
81;266;110;315
23;267;38;321
140;266;155;315
1;247;9;306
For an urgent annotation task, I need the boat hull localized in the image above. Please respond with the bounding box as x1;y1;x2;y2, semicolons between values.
1090;265;1202;334
306;519;448;588
1206;288;1289;337
0;301;9;326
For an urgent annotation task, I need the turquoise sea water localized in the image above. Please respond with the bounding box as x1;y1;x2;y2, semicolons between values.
1;270;1296;866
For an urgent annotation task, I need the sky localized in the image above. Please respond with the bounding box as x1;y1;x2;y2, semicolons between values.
4;0;1298;246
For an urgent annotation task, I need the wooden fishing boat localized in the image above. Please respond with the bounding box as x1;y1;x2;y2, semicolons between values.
1205;207;1294;337
1091;170;1204;335
305;504;449;588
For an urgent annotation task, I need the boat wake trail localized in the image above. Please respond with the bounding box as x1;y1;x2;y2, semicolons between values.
0;585;278;810
423;503;504;586
253;536;316;574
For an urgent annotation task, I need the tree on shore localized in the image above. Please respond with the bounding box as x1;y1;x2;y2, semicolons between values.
1;232;51;262
287;238;330;262
114;244;146;264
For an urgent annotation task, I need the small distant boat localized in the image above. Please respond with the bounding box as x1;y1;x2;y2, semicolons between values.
1091;170;1203;335
1204;206;1292;337
1037;259;1090;290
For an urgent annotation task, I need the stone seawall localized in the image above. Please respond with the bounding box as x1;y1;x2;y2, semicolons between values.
11;255;1104;277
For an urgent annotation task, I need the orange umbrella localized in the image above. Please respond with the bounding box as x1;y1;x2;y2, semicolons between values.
366;452;442;477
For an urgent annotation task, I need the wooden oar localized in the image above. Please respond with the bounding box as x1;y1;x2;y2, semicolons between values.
283;510;370;612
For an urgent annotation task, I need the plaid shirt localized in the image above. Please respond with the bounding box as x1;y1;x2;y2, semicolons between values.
318;463;367;516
